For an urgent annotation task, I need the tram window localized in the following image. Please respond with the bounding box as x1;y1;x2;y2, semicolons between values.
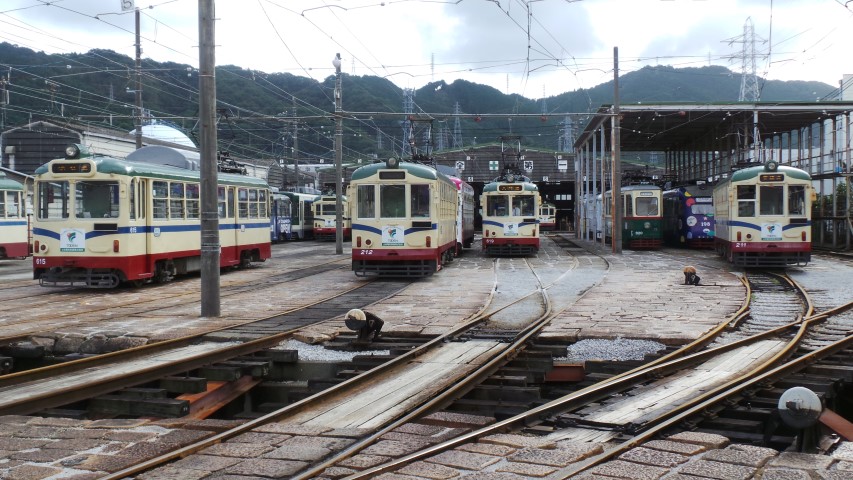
37;181;70;219
636;197;659;216
218;187;227;218
76;181;120;219
357;185;375;219
249;189;259;218
487;196;508;217
186;183;200;219
238;188;250;218
167;182;183;219
516;195;535;216
411;184;430;217
737;185;755;217
259;189;268;218
7;191;21;217
788;185;806;215
137;180;146;220
380;184;405;218
623;194;633;217
228;188;235;218
0;192;5;217
153;181;169;219
759;185;783;216
691;203;714;215
129;179;136;220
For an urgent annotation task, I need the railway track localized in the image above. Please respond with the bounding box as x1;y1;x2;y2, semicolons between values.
0;277;411;416
2;239;849;479
91;238;586;479
335;271;853;479
0;252;351;348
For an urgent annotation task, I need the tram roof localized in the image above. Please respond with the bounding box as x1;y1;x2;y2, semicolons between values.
350;161;450;182
575;102;853;152
725;164;812;183
35;156;270;188
0;171;24;190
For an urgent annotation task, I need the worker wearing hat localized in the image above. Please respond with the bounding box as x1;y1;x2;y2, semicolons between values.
345;308;384;342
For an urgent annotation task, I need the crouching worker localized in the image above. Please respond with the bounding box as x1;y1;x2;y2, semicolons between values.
345;309;384;342
683;266;701;286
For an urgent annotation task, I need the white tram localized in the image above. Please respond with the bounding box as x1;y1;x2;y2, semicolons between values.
312;194;351;241
348;157;459;277
713;161;813;267
481;171;541;256
32;144;271;288
0;171;29;259
449;176;476;254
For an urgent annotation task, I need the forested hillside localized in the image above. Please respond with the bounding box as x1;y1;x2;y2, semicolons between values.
0;42;836;161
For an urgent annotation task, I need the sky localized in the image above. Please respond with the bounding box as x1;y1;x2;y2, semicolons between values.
1;0;852;100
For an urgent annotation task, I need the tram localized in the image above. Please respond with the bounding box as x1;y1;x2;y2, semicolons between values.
0;171;29;258
312;194;351;241
32;144;271;287
713;161;812;266
348;157;459;277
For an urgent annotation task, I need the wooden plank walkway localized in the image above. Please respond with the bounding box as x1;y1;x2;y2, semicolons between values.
552;339;787;441
0;342;238;407
286;340;504;429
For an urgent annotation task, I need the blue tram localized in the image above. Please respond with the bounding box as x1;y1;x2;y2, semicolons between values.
662;183;715;249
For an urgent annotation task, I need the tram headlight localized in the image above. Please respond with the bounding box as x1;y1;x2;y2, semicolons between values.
644;222;651;229
65;143;89;159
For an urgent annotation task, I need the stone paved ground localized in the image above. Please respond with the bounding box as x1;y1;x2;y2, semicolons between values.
0;238;851;479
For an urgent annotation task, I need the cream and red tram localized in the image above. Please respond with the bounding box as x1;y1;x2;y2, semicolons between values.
481;173;541;256
713;161;812;267
348;157;458;277
32;145;271;288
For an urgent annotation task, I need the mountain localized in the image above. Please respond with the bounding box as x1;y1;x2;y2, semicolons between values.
0;42;837;160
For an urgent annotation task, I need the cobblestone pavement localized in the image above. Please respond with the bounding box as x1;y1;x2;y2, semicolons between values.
0;238;851;479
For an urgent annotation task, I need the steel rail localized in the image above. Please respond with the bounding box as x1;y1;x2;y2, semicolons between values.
548;327;853;479
0;278;392;414
343;268;813;478
0;257;349;338
104;243;580;480
291;256;558;480
99;254;504;480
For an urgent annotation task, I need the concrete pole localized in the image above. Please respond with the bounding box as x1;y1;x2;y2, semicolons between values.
611;46;622;254
134;8;143;150
334;53;344;255
199;0;220;317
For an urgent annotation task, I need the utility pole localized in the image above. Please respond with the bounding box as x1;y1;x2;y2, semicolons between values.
134;7;143;149
292;94;299;190
611;46;622;254
333;53;343;255
199;0;220;316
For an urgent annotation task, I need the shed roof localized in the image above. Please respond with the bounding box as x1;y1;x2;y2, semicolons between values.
575;102;853;152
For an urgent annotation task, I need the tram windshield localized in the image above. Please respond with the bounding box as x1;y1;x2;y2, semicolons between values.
486;196;509;216
635;196;659;216
380;185;406;218
788;185;806;215
356;185;375;219
759;185;784;215
512;195;536;216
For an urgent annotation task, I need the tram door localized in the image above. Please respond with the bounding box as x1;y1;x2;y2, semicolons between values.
221;186;238;259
